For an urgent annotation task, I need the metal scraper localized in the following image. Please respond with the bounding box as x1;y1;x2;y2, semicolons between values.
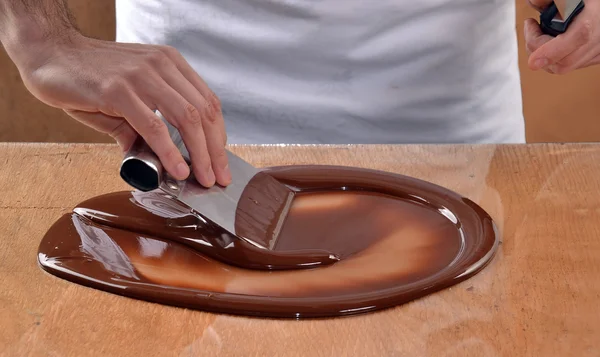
119;113;295;250
540;0;584;36
554;0;582;20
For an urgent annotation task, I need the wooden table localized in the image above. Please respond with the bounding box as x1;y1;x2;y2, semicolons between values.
1;143;598;356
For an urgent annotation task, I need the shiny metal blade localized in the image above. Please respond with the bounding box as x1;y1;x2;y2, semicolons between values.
553;0;581;21
158;150;260;241
158;114;262;241
120;112;292;249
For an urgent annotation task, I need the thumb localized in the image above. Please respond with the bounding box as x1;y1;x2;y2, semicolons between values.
528;15;592;69
64;109;138;153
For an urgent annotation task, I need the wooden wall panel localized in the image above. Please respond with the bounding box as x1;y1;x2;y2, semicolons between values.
0;0;114;143
0;1;598;143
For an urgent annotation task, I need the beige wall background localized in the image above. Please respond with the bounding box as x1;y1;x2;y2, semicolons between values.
1;1;599;143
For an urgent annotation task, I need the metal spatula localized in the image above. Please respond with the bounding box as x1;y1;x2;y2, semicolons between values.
540;0;584;36
118;114;295;249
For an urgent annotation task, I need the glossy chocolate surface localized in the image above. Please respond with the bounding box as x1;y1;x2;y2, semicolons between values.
38;165;498;318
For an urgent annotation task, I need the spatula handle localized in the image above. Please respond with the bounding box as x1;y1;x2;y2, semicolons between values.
540;0;585;37
120;111;193;191
120;136;163;192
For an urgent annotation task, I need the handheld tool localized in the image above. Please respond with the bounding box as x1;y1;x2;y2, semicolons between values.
119;113;295;250
540;0;584;36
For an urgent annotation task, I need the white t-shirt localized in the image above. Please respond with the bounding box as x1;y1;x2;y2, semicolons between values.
116;0;525;144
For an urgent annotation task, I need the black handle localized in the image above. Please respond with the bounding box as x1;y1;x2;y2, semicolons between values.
540;1;585;37
119;111;192;192
120;136;163;192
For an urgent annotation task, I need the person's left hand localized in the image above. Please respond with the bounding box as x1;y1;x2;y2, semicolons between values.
524;0;600;74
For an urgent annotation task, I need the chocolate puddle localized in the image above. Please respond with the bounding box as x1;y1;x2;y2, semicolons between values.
69;190;337;271
38;165;498;318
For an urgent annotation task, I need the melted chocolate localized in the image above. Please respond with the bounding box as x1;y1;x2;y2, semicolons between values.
69;189;337;271
234;171;297;250
38;165;498;318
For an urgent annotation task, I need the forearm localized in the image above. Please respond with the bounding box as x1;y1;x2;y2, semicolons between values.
0;0;79;68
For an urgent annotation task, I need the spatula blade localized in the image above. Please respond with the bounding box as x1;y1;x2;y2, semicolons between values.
157;151;260;242
121;112;295;249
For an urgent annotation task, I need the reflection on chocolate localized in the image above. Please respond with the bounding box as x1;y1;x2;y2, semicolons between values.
71;190;338;271
234;171;297;250
38;165;498;318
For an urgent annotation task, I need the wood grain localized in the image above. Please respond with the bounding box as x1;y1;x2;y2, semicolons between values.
0;143;598;356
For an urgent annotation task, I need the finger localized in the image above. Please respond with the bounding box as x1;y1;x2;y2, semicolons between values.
527;0;552;12
106;44;228;146
546;43;599;74
524;18;554;69
64;109;138;152
113;91;191;181
157;61;231;186
524;18;552;53
148;81;217;188
528;15;593;70
195;97;231;186
158;46;228;144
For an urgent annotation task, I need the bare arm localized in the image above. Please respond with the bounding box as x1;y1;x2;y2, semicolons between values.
0;0;78;67
0;0;230;188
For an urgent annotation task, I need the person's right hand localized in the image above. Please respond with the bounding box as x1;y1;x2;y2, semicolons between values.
15;32;230;188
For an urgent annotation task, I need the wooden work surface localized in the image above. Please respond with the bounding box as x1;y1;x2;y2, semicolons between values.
1;143;599;356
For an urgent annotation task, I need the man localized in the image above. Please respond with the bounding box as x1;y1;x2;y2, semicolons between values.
0;0;598;188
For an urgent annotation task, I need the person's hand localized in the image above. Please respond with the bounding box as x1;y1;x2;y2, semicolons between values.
15;32;230;188
524;0;600;74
